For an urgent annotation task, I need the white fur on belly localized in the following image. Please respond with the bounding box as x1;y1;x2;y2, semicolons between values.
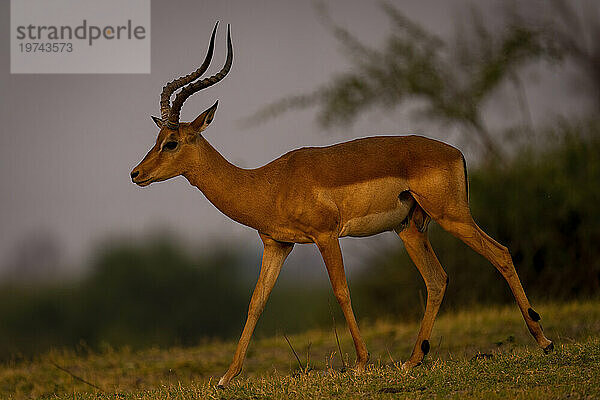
339;203;413;237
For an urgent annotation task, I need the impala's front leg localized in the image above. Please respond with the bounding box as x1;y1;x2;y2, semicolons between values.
317;235;370;372
218;235;293;387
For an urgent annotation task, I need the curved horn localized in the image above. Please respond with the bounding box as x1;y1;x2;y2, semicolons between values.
159;21;219;122
167;24;233;130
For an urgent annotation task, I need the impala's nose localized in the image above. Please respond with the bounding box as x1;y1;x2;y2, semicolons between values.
131;170;140;181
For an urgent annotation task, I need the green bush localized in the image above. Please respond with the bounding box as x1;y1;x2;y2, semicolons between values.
0;237;250;359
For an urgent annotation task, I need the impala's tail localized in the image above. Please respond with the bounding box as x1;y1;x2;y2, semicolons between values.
461;153;469;203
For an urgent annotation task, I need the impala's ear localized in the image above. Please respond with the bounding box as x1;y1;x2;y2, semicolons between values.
191;100;219;133
151;116;163;128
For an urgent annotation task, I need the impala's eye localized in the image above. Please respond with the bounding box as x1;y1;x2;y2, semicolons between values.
164;141;178;151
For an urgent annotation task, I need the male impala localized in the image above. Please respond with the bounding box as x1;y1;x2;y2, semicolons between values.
131;23;553;386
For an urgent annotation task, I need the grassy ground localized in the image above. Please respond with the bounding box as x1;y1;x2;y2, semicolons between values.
1;300;599;399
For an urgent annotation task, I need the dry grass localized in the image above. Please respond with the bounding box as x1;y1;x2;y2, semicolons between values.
1;300;599;399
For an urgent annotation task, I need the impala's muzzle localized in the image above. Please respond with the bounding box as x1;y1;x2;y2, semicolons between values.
130;168;153;186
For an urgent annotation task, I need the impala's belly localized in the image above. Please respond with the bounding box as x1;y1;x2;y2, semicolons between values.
339;207;413;237
336;178;414;237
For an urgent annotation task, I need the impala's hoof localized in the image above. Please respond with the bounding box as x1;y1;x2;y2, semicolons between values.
401;361;421;371
543;342;554;354
353;364;366;374
217;376;229;388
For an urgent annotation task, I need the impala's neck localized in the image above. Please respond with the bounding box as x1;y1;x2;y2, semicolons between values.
182;136;267;229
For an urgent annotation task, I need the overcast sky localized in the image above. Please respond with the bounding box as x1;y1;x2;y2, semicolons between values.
0;0;590;277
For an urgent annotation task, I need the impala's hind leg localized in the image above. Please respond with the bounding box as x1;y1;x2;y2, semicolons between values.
409;160;553;352
436;216;552;351
396;205;447;369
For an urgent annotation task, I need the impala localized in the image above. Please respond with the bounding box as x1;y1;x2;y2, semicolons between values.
131;23;553;387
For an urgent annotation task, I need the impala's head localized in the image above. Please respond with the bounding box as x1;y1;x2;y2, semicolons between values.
131;22;233;187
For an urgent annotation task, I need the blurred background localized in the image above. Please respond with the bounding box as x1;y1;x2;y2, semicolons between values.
1;0;598;360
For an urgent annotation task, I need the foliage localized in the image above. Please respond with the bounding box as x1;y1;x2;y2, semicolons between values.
512;0;600;111
251;3;561;160
1;300;599;399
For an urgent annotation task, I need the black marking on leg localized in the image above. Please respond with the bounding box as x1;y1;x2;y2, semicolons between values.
421;340;430;355
543;342;554;354
528;308;541;322
446;275;449;285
